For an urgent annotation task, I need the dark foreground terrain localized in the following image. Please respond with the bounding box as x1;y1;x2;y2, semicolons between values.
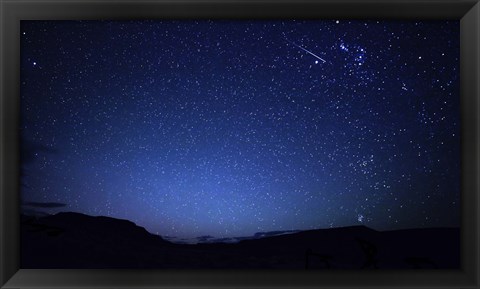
21;212;459;269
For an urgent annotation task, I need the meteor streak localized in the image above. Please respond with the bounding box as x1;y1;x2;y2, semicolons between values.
287;40;326;63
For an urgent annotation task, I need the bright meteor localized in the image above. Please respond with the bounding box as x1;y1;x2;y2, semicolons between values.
287;40;326;63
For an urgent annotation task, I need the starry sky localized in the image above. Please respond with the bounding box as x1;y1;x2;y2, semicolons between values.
20;20;460;239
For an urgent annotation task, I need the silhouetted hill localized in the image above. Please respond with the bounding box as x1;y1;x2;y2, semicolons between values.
39;212;169;246
21;212;460;269
229;225;459;269
21;212;174;268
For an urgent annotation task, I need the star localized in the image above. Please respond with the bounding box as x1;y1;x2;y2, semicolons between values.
358;214;364;223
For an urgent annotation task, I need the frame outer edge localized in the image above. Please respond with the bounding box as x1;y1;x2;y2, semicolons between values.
461;1;480;288
0;0;3;285
1;1;21;288
1;1;480;289
472;2;479;288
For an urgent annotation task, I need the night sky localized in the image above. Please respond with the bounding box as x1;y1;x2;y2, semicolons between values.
20;20;460;240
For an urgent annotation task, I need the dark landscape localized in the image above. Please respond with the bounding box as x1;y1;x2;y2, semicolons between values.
21;212;460;269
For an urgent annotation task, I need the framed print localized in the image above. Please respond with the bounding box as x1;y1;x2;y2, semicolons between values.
1;0;479;288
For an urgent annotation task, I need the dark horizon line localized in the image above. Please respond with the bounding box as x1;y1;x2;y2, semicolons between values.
20;209;460;244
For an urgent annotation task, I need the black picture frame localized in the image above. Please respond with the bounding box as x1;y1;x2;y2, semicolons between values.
1;0;479;288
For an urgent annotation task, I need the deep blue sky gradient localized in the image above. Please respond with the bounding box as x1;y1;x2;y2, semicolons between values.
20;20;460;239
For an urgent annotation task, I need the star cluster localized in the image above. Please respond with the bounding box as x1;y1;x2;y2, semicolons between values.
20;20;460;239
